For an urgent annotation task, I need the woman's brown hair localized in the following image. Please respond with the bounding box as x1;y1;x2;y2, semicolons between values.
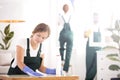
32;23;50;37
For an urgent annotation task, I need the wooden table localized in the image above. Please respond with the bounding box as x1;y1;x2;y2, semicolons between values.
0;75;79;80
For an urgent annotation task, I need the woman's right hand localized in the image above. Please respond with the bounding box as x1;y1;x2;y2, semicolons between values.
23;66;43;77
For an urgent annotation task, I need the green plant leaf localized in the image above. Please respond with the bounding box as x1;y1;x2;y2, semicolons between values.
0;24;14;50
107;54;118;57
6;42;11;50
102;46;117;50
108;57;120;62
3;38;8;45
107;28;114;32
115;20;120;31
3;31;14;45
111;34;120;43
109;64;120;71
106;54;120;62
4;24;10;36
0;43;4;49
6;31;14;40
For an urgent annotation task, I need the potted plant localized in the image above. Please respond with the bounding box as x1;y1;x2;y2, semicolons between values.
105;19;120;78
0;24;14;50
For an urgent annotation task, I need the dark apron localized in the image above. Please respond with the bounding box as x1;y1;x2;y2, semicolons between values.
59;15;73;44
85;37;101;80
7;38;42;75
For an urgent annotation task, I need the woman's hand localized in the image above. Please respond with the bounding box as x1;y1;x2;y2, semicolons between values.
23;66;43;77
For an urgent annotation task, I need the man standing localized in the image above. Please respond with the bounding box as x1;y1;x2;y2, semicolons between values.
85;12;102;80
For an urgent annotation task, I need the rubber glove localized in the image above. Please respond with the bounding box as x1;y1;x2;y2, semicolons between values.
23;66;43;77
46;68;56;75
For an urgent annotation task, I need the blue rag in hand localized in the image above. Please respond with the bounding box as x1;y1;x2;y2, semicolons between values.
23;66;43;77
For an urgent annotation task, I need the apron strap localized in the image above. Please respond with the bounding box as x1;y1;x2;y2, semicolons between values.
37;43;42;57
26;38;30;57
61;15;71;31
61;15;71;23
26;38;42;57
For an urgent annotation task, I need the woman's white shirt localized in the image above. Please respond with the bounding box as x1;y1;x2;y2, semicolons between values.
11;38;44;68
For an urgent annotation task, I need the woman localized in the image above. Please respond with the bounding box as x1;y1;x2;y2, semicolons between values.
8;23;56;76
58;4;73;74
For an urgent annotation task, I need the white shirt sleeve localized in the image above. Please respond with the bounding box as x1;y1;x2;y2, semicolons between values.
16;38;27;49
